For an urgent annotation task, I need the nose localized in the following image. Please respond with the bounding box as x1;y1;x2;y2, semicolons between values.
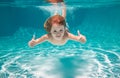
56;33;61;36
56;31;61;34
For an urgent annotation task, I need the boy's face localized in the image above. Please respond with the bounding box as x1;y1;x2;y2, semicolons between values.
50;23;65;40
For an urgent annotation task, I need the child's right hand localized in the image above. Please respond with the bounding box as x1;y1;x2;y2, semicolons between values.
28;35;36;47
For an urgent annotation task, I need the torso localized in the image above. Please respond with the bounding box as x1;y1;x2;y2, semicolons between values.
47;32;68;45
48;38;68;45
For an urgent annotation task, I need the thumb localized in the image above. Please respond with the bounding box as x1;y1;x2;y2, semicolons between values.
77;30;81;36
32;34;35;40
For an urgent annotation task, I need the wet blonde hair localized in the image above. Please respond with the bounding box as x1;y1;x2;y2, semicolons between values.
44;14;66;33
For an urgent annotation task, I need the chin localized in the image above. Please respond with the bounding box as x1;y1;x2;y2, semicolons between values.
55;37;62;40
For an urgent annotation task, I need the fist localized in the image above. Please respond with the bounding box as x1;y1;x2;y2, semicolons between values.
28;39;36;47
79;35;86;43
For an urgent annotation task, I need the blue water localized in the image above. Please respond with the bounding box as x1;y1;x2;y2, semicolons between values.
0;0;120;78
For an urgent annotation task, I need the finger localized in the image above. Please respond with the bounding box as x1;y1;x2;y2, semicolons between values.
32;34;35;40
77;30;81;36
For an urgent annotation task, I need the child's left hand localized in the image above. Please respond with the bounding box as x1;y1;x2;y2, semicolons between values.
77;30;86;43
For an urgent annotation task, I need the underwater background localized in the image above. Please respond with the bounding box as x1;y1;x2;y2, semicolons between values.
0;0;120;78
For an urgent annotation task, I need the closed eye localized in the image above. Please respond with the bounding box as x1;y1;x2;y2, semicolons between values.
54;30;57;33
60;29;63;32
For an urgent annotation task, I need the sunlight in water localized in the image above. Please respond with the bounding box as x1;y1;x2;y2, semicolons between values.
0;1;120;78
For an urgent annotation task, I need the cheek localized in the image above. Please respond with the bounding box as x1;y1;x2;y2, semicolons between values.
61;30;65;34
60;32;64;35
51;32;56;37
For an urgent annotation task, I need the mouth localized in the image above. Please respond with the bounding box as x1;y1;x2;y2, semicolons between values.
56;36;61;37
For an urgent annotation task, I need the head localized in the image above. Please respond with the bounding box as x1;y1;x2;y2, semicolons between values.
44;14;66;40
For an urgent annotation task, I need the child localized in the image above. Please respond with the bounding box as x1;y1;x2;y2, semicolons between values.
28;2;86;47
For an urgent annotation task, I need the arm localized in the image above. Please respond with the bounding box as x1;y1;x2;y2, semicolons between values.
49;0;66;17
28;34;48;47
53;1;66;17
67;32;86;43
61;2;66;18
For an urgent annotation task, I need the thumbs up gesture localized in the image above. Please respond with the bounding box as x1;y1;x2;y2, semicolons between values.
28;34;36;47
77;30;86;43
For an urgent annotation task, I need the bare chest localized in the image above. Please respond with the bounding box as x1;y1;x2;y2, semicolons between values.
48;38;68;45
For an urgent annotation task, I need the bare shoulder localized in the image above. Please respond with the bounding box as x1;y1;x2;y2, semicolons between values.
67;32;79;41
37;34;49;41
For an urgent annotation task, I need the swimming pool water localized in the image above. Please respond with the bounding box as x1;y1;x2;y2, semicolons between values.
0;1;120;78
